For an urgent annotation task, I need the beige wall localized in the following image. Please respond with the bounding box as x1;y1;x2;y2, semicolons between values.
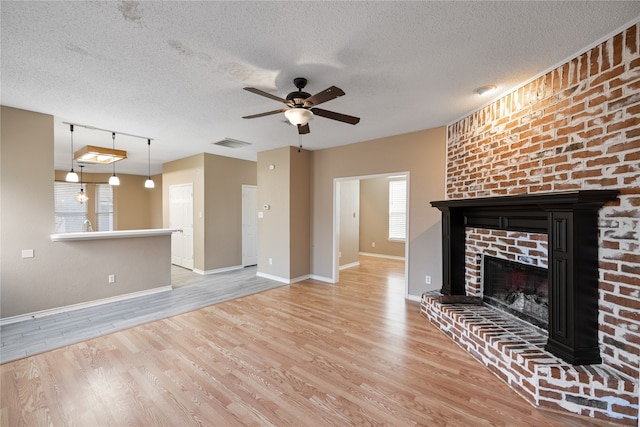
163;154;205;269
339;179;360;266
310;127;446;297
289;147;310;279
203;153;257;271
256;146;310;282
1;106;170;318
359;177;405;258
162;153;257;273
256;147;292;280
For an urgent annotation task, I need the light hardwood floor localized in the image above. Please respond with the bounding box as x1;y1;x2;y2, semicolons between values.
1;257;614;426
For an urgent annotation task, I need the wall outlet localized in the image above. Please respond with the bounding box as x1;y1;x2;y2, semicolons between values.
425;275;432;285
371;242;376;248
268;258;273;265
108;274;116;284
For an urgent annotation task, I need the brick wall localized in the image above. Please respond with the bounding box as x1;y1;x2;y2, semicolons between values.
447;23;640;386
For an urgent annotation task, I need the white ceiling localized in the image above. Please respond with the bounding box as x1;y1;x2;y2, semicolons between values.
2;1;640;176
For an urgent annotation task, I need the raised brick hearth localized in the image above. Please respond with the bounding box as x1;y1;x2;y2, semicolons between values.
420;292;638;424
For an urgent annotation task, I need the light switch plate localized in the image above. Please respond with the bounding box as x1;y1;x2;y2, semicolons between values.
22;249;34;258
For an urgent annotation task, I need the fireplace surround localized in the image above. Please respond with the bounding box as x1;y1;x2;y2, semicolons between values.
431;190;619;365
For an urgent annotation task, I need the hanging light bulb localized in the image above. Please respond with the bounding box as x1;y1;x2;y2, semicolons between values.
65;124;79;182
75;165;89;204
144;139;155;189
108;132;120;186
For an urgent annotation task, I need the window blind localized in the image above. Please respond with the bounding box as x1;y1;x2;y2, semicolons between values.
54;182;87;232
388;179;407;241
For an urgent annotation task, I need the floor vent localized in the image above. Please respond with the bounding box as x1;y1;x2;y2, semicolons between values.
212;138;251;149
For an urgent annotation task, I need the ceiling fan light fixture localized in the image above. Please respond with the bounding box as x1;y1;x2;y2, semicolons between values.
284;108;313;126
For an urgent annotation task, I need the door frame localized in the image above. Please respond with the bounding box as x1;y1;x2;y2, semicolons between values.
169;183;194;270
332;172;410;296
242;184;258;267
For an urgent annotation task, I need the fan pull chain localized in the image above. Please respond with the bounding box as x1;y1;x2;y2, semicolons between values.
298;133;302;152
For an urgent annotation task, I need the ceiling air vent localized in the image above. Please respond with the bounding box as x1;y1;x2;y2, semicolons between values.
212;138;251;149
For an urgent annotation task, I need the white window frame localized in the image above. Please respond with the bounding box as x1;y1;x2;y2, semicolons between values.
95;184;113;232
388;179;407;241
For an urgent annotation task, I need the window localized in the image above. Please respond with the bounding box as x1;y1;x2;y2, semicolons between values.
54;182;87;232
54;182;114;232
389;179;407;241
95;184;113;231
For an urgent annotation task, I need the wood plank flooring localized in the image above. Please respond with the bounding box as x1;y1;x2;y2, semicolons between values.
0;266;283;364
1;257;615;426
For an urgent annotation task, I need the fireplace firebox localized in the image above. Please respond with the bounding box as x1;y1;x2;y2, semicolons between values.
431;190;619;365
483;255;549;329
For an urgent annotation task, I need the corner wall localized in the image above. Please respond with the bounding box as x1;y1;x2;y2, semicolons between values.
162;153;256;273
257;146;310;282
310;127;447;297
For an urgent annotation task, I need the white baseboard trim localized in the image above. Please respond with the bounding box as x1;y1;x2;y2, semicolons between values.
339;261;360;270
290;274;311;284
256;271;291;284
359;252;405;261
193;265;243;275
0;285;172;326
255;272;314;285
406;294;421;302
309;275;334;284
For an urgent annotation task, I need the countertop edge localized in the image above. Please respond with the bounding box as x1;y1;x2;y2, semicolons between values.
50;229;177;242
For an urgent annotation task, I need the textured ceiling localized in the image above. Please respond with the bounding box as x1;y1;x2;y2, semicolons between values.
2;1;640;176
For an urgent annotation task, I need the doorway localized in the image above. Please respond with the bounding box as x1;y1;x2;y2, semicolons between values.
333;173;409;297
169;183;194;269
242;185;258;267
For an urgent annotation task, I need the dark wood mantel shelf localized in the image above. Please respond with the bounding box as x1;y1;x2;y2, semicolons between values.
430;190;619;365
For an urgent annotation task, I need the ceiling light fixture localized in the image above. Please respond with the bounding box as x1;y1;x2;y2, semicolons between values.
108;132;120;186
284;108;313;126
75;165;89;204
74;145;127;164
144;139;155;189
65;124;79;182
476;85;497;96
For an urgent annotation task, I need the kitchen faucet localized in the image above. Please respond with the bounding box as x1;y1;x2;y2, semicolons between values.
83;219;93;232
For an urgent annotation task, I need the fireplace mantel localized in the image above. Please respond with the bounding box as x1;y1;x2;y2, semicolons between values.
431;190;619;365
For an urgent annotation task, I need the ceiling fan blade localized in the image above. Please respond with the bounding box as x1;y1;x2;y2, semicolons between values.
298;123;310;134
243;87;287;104
242;108;287;119
304;86;345;107
311;108;360;125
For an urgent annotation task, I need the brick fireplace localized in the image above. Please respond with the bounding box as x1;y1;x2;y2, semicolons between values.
432;190;619;364
421;23;639;424
423;191;640;422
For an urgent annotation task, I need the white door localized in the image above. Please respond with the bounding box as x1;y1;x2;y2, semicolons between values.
242;185;258;267
170;183;194;269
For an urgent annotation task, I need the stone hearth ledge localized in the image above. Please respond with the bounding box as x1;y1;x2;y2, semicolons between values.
420;291;638;425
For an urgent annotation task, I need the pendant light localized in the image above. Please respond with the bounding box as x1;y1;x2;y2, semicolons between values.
108;132;120;186
75;165;89;204
65;124;79;182
144;139;155;188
